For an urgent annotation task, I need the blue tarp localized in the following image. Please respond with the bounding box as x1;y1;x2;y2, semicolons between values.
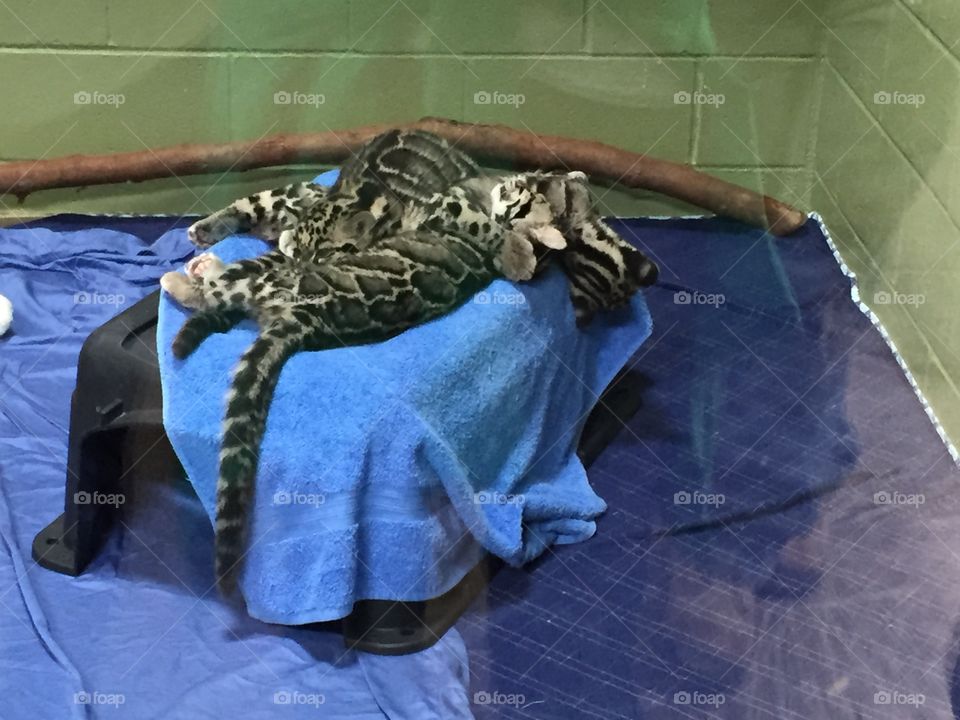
1;214;957;719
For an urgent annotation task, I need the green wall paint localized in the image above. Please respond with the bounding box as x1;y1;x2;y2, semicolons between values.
815;0;960;447
0;0;821;221
2;1;959;444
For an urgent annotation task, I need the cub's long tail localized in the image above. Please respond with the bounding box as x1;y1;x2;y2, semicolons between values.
214;320;309;593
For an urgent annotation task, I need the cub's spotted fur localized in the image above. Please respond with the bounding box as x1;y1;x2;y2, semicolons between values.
164;130;657;591
189;131;658;324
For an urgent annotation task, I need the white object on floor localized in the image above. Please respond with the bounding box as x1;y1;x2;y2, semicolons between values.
0;294;11;336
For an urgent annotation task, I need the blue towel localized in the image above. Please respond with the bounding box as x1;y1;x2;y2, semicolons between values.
157;171;653;623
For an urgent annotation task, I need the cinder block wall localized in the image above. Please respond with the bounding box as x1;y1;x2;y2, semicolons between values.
813;1;960;445
6;3;956;442
0;1;823;221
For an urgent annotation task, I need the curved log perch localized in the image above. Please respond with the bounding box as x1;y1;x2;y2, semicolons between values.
0;118;806;236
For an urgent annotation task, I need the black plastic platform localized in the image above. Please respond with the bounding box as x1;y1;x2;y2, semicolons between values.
33;290;646;655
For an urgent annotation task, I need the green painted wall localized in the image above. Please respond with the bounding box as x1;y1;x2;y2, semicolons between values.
813;1;960;447
2;2;957;442
0;0;822;221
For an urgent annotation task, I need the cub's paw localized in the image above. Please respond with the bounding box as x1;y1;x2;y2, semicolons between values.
185;252;223;279
160;271;198;307
188;214;237;248
529;224;566;251
498;230;538;282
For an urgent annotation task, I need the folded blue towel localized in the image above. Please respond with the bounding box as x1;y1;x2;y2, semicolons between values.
157;171;653;623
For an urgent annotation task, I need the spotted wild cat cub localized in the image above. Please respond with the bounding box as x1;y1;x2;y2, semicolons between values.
187;130;657;324
163;130;657;590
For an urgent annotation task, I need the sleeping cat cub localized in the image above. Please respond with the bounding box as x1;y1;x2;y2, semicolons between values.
188;131;657;324
163;130;657;590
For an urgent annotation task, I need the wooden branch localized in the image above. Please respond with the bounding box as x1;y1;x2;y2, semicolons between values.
0;118;806;235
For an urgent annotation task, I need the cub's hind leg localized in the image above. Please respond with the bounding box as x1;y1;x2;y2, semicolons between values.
188;182;327;248
172;308;246;359
165;250;293;357
160;252;227;309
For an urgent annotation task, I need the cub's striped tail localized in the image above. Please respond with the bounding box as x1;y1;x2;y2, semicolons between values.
214;320;310;593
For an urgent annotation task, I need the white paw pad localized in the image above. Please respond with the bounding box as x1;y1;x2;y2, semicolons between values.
185;253;219;279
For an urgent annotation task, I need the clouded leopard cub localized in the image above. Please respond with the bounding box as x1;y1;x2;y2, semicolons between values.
188;130;657;324
164;130;657;591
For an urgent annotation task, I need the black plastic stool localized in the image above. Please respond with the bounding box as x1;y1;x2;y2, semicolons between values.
33;290;646;654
